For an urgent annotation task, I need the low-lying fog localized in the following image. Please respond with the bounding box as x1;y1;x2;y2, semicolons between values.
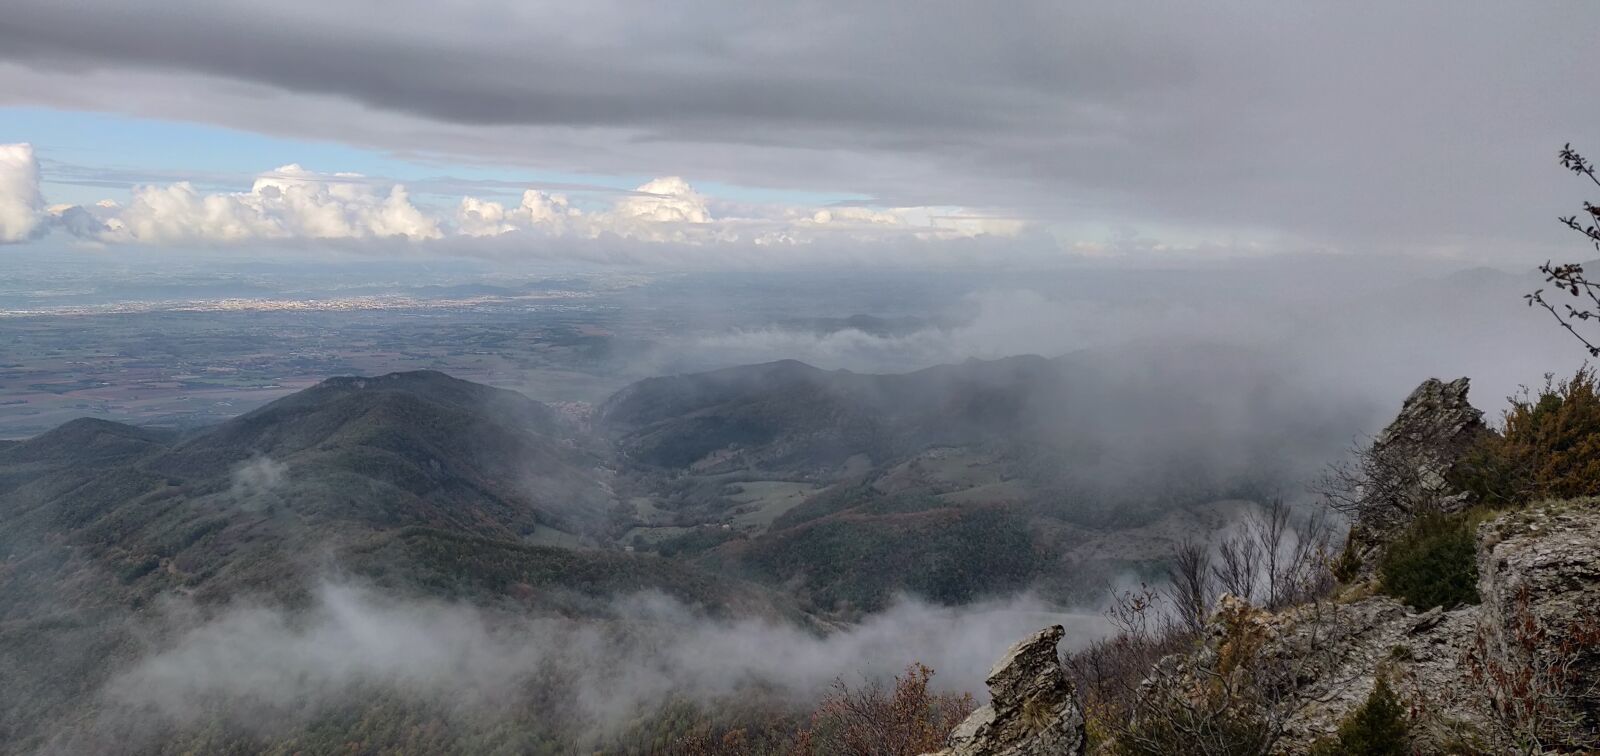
82;583;1106;747
626;258;1581;413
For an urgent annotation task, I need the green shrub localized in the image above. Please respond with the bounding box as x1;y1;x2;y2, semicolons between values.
1309;677;1410;756
1378;511;1479;610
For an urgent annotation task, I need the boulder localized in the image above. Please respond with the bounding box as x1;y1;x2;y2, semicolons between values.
927;625;1086;756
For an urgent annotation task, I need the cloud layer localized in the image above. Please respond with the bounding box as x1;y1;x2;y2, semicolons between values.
100;165;442;243
2;2;1595;259
0;143;43;243
3;145;1022;253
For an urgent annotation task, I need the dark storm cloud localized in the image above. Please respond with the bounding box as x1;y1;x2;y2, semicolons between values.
2;1;1598;257
0;2;1171;132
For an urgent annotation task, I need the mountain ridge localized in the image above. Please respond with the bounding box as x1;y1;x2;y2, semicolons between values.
0;353;1394;754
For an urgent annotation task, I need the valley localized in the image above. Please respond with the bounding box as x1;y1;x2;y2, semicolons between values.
0;347;1365;753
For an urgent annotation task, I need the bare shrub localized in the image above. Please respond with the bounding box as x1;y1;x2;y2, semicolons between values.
1109;598;1358;756
1527;145;1600;358
1065;583;1197;747
1315;437;1445;532
1067;499;1340;754
1212;499;1338;610
1165;538;1212;635
1212;530;1260;605
673;664;972;756
1465;587;1600;752
675;728;769;756
804;663;975;756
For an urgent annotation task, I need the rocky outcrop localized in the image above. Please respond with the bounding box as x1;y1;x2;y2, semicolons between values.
1472;501;1600;747
946;501;1600;754
1240;501;1600;752
1102;589;1490;753
926;625;1086;756
1254;595;1490;752
1346;377;1488;568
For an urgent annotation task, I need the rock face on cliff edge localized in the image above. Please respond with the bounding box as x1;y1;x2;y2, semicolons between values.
944;502;1600;754
926;625;1086;756
1156;503;1600;752
1474;501;1600;745
1347;377;1488;568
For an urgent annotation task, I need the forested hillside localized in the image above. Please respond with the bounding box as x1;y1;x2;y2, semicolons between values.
0;349;1373;753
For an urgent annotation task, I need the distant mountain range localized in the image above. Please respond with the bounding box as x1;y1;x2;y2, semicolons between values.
0;348;1378;753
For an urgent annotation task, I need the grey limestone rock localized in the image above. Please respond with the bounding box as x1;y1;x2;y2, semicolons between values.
927;625;1086;756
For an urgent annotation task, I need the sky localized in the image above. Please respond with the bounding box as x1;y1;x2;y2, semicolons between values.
1;1;1598;265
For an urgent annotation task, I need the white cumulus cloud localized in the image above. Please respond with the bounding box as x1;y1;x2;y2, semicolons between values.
0;143;45;243
452;176;1020;246
610;176;711;225
99;164;441;244
455;176;714;242
455;189;582;237
16;150;1026;254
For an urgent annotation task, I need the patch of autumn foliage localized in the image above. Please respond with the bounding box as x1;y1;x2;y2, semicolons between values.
1454;366;1600;506
673;663;974;756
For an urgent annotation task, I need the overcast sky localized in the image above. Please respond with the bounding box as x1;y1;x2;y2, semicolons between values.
0;1;1596;264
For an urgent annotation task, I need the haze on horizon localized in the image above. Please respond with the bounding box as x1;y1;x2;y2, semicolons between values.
0;1;1593;470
